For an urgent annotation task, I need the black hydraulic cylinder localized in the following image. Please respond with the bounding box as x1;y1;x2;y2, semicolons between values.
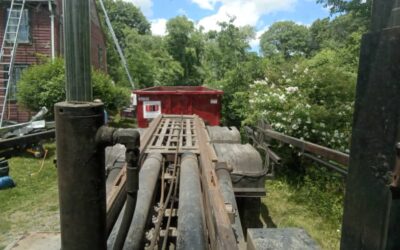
123;153;163;250
55;102;106;250
177;153;206;250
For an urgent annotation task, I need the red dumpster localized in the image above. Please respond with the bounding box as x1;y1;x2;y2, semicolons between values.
133;86;223;128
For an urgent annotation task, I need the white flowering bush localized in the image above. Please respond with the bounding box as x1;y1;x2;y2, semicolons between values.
236;54;356;152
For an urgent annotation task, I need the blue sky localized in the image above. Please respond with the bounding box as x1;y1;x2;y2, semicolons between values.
126;0;331;50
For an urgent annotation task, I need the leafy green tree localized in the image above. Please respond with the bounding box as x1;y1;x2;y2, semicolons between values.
309;18;331;52
316;0;372;21
17;58;129;118
97;0;151;87
202;20;261;126
100;0;151;39
165;16;205;85
260;21;311;58
123;29;183;87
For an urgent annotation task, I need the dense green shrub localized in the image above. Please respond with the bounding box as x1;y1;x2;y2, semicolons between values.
17;58;130;118
234;50;356;152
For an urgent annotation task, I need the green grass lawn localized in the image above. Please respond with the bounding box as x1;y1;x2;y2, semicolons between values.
0;143;59;249
263;179;342;250
0;125;341;249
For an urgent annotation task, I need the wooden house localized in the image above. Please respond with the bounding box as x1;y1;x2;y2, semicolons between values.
0;0;107;124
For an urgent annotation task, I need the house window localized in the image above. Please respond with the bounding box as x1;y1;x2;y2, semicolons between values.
3;65;28;101
6;8;30;43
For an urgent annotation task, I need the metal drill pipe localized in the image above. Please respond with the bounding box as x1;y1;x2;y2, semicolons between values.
123;153;163;250
177;153;207;250
112;147;140;250
55;102;106;250
63;0;92;101
215;163;245;247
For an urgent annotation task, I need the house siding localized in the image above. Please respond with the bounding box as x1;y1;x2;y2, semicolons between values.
0;0;107;123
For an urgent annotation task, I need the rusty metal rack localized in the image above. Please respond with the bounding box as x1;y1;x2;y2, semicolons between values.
145;115;199;154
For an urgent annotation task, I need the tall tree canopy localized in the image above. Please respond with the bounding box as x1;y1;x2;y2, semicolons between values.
317;0;372;21
97;0;151;87
165;16;205;85
260;21;311;58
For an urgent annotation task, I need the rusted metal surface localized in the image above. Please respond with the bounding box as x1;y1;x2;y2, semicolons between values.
341;1;400;249
55;102;106;250
258;128;349;166
145;116;199;154
194;116;238;250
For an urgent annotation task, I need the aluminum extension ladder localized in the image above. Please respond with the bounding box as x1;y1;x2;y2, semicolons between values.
0;0;26;127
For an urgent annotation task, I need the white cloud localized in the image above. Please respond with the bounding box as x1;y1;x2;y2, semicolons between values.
151;18;167;36
249;25;269;49
191;0;218;10
124;0;153;17
177;8;188;16
196;0;297;32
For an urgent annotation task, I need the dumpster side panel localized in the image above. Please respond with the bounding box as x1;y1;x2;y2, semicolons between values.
134;87;222;128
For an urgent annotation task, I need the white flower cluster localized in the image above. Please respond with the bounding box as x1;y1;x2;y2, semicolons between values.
243;76;354;152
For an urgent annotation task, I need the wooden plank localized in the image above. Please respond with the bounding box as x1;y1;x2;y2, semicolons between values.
194;116;238;250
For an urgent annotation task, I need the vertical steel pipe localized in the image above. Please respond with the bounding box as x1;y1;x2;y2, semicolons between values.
63;0;92;101
123;153;163;250
55;102;106;250
177;153;206;250
112;140;140;250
